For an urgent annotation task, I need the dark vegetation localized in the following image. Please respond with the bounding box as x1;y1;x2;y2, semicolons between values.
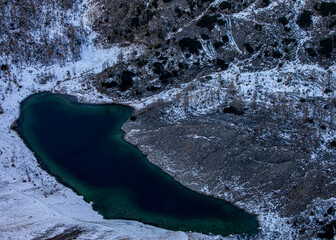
255;24;262;31
216;59;229;70
201;33;210;40
102;81;118;89
1;64;8;71
222;35;229;43
146;85;160;92
278;16;289;26
120;70;134;91
90;0;336;103
178;38;202;54
223;106;245;115
159;71;175;83
329;20;336;29
219;1;232;10
261;0;270;8
331;140;336;148
318;38;333;58
153;62;164;74
306;48;317;57
297;11;313;29
272;50;283;58
214;41;224;49
314;2;336;16
318;220;336;239
245;43;254;54
101;69;135;91
196;14;226;31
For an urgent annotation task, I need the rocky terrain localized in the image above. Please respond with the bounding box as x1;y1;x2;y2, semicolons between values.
0;0;336;239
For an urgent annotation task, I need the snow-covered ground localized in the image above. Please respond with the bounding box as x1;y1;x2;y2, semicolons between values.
0;2;191;236
0;40;193;239
1;26;335;239
0;11;253;237
2;45;332;239
1;0;335;239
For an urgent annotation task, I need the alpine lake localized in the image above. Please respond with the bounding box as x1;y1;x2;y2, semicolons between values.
16;92;259;236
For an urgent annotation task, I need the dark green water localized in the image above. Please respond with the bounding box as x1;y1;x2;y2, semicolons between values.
17;92;259;236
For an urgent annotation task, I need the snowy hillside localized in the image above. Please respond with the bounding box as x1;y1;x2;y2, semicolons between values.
0;0;335;239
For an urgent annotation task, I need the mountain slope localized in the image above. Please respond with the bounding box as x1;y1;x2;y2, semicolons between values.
0;0;335;239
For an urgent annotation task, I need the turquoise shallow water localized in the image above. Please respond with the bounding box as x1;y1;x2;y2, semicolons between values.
17;92;259;236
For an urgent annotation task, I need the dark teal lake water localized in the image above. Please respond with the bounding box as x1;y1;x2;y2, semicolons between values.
17;92;259;236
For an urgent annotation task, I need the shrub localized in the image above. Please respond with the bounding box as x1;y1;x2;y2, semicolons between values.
136;59;148;67
175;7;183;18
318;38;333;57
324;88;333;94
178;62;188;69
283;38;296;45
272;50;283;58
152;1;158;8
120;70;134;91
197;15;218;30
147;86;160;91
245;43;254;53
317;220;336;239
159;71;174;83
222;35;229;43
278;16;289;25
223;106;244;115
329;20;336;29
1;64;8;71
131;17;140;27
216;59;229;70
255;24;262;31
297;11;313;29
178;38;202;54
153;62;164;74
331;140;336;148
219;1;231;10
196;14;225;31
143;10;155;24
306;48;317;57
102;81;118;88
315;2;336;16
261;0;270;8
213;41;224;49
217;19;226;25
201;33;210;40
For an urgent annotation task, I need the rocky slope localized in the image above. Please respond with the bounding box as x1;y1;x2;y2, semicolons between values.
0;0;336;239
93;0;336;237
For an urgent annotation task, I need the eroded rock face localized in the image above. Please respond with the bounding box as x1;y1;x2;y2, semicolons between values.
123;103;335;214
122;100;336;238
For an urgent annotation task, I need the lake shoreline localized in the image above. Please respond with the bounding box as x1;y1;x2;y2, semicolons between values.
0;63;189;239
2;41;330;239
15;92;259;236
